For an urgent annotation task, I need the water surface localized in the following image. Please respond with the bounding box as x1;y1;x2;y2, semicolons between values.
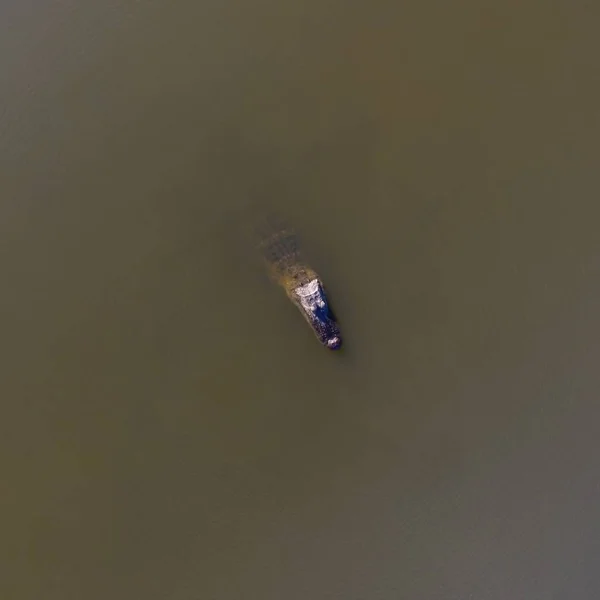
2;1;600;598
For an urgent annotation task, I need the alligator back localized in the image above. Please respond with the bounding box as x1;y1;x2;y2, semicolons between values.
254;212;318;296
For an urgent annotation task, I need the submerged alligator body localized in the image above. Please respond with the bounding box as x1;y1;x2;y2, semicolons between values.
255;213;342;350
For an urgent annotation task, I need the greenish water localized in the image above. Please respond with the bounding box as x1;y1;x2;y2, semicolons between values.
2;1;600;598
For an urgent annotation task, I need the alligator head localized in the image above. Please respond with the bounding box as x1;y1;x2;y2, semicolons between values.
293;278;342;350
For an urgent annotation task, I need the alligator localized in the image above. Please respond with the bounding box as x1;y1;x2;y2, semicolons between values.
254;213;342;350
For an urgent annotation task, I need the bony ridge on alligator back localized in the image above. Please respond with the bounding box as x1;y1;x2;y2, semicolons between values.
256;215;342;350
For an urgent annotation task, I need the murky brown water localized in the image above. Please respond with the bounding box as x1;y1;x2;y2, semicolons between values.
2;1;600;598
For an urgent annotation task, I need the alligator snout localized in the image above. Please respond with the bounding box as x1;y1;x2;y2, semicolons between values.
326;335;342;350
